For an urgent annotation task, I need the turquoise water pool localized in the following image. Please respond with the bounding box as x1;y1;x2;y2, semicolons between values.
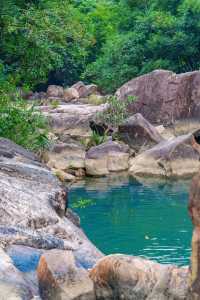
69;175;193;266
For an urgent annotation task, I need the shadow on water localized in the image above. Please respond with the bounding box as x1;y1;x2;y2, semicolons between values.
69;173;193;266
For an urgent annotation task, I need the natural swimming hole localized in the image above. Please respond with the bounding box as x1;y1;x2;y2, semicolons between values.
69;175;193;266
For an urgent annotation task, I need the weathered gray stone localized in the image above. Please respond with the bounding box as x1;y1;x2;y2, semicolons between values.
71;81;88;98
39;103;108;138
47;141;86;170
63;87;79;102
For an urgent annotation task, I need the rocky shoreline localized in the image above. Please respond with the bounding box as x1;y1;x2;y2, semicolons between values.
0;137;194;300
2;70;200;299
25;72;200;182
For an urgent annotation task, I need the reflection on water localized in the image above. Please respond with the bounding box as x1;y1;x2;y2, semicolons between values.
69;175;192;266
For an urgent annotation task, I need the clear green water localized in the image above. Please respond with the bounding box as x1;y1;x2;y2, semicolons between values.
69;175;193;266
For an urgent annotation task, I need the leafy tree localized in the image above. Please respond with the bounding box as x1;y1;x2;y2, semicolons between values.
84;0;200;92
0;0;91;88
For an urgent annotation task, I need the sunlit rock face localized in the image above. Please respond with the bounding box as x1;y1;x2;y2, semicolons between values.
116;69;200;125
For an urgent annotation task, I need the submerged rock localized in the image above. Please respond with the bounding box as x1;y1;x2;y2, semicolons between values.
129;133;200;178
90;254;189;300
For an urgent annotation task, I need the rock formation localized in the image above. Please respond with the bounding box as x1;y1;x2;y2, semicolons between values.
85;141;130;176
37;249;95;300
28;81;99;104
89;254;189;299
0;137;102;298
129;133;200;178
116;69;200;125
40;103;108;139
118;113;164;151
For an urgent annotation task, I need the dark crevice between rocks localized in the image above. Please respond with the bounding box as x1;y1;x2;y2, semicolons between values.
193;129;200;145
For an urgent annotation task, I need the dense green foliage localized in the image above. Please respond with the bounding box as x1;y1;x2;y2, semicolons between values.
0;70;49;151
0;93;49;151
1;0;200;92
1;0;200;150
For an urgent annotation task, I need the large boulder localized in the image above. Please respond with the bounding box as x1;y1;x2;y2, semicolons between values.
116;70;200;125
72;81;88;98
47;85;64;98
85;141;130;176
71;82;98;99
63;87;79;102
47;141;86;170
118;113;164;151
37;249;95;300
90;254;189;300
0;138;102;270
129;133;200;178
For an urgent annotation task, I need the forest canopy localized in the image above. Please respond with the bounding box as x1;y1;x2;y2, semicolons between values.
1;0;200;93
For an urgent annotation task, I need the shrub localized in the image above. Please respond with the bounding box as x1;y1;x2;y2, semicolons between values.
0;90;49;152
89;130;108;147
97;95;136;127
